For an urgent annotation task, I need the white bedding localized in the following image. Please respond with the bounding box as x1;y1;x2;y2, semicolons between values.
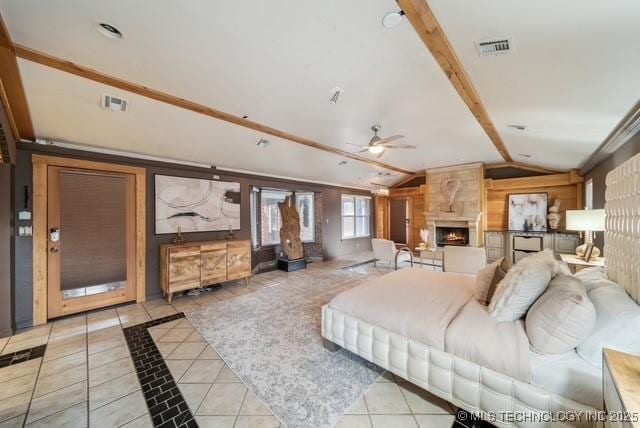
327;267;531;381
529;350;603;409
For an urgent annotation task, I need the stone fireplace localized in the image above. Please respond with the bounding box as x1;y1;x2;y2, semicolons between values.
424;163;484;247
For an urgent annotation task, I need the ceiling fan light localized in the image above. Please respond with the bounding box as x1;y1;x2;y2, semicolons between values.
368;146;384;154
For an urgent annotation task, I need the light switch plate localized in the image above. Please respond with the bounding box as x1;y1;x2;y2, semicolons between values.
18;210;32;220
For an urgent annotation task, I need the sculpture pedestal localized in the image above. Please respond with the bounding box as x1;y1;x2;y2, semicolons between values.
277;257;307;272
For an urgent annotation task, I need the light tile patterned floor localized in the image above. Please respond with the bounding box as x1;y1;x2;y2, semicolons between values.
0;256;453;427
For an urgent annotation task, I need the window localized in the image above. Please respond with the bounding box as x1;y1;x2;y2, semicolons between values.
341;195;371;239
585;178;593;210
295;192;315;242
250;187;260;249
260;190;291;245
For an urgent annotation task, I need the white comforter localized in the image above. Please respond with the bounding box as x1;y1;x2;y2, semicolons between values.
327;267;531;381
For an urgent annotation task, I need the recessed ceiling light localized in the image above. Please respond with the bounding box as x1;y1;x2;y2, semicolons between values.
96;22;123;39
507;124;528;131
382;11;405;28
256;139;270;148
517;153;532;158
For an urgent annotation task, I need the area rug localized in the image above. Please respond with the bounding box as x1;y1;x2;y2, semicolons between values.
185;266;384;428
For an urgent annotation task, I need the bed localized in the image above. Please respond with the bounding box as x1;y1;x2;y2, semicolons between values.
321;152;640;428
321;268;598;428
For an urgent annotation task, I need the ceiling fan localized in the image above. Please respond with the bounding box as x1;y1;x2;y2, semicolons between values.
348;125;416;158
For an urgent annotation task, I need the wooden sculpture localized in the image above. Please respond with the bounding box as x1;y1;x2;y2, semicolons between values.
278;195;304;260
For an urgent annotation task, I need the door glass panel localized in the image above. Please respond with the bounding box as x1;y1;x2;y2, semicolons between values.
59;170;127;298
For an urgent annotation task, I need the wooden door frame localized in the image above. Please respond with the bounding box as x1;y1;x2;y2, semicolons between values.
32;154;146;325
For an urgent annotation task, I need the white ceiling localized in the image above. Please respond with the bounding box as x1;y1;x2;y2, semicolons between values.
429;0;640;169
1;1;638;187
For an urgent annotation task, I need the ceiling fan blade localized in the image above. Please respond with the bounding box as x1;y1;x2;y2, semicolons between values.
384;144;417;149
346;142;369;149
356;149;370;153
375;135;404;146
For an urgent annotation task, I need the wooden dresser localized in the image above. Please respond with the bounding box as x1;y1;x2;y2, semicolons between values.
603;348;640;428
160;240;251;303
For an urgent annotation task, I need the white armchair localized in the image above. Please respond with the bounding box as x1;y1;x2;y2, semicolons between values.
443;246;487;275
372;238;413;270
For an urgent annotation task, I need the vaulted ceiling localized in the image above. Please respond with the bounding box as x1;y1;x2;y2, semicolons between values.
1;0;638;188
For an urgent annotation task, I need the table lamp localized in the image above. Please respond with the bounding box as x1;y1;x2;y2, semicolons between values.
565;209;605;258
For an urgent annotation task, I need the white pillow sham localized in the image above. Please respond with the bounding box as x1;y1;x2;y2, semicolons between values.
573;266;617;292
489;257;552;322
526;275;596;354
576;284;640;367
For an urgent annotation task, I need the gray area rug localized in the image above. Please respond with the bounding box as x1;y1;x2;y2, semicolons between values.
185;265;384;428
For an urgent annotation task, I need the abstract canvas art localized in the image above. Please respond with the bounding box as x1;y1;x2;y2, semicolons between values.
508;193;548;232
155;175;241;234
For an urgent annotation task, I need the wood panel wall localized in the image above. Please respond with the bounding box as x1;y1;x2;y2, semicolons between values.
484;171;583;231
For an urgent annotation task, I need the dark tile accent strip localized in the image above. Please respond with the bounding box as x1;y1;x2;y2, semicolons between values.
123;313;198;428
0;344;47;368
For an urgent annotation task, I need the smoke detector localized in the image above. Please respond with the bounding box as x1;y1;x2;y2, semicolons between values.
476;38;512;57
101;94;129;112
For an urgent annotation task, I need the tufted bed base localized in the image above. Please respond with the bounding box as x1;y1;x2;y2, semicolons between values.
321;305;600;428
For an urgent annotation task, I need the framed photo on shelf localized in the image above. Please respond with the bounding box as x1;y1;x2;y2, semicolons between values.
583;242;595;262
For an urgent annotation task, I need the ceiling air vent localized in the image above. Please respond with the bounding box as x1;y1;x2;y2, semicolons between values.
101;94;129;112
476;38;512;57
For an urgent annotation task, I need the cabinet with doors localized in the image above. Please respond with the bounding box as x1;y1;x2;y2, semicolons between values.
485;232;580;265
160;240;251;303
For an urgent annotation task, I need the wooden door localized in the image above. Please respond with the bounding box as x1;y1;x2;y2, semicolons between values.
227;241;251;281
47;166;137;318
389;198;408;244
201;242;227;285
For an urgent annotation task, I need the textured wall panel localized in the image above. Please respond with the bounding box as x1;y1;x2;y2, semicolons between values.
604;152;640;304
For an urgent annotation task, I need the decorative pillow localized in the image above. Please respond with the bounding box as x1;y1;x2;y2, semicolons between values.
528;249;572;276
576;284;640;367
525;275;596;354
488;257;552;322
474;257;507;305
574;267;617;292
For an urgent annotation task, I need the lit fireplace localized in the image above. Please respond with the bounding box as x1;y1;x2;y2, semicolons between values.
436;227;469;247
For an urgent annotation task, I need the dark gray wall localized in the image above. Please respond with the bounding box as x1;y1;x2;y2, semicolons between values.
584;133;640;251
13;144;373;328
0;163;14;337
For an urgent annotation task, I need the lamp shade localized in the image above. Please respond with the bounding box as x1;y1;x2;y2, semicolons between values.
565;209;605;231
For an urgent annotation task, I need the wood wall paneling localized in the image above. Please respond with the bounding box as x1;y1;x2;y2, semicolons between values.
485;172;584;231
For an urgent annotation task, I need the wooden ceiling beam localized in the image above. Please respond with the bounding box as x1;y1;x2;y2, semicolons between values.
397;0;512;162
15;44;414;175
0;13;35;161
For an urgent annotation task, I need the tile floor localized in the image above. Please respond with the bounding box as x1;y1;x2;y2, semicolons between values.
0;257;454;428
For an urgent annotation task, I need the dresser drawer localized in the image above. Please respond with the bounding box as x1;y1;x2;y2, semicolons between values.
513;250;534;263
513;236;543;252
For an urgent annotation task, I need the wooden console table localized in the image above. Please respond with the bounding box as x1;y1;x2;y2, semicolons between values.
160;239;251;303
